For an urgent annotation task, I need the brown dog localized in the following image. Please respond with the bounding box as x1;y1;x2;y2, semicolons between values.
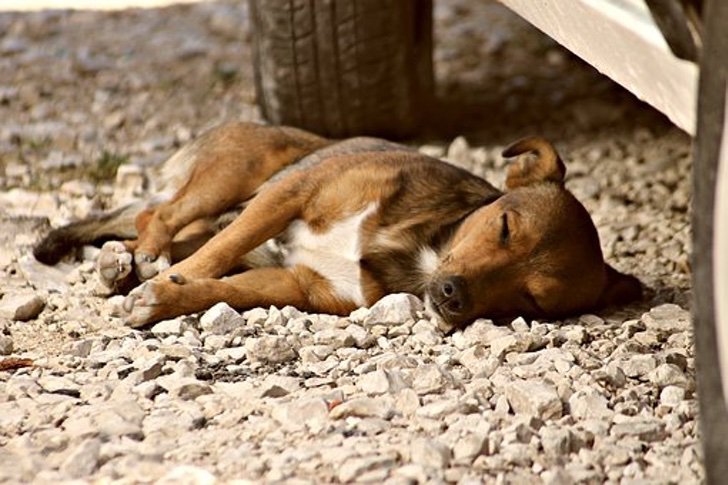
34;122;641;331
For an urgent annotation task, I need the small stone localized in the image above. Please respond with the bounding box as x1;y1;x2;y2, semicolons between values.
38;375;80;397
463;319;511;346
611;417;666;441
244;336;296;363
259;375;300;398
0;335;13;355
410;438;451;469
243;307;268;326
329;397;393;420
271;397;329;431
416;398;475;419
452;433;488;462
511;316;530;332
568;388;613;420
156;465;216;485
505;379;562;420
411;364;450;395
642;304;691;334
490;334;532;358
395;388;421;416
314;328;355;349
358;369;391;395
648;363;688;389
363;293;423;327
620;354;657;378
338;454;397;483
60;438;101;478
540;426;571;457
458;345;499;377
345;323;374;348
660;385;686;406
200;302;244;335
162;377;213;400
0;292;45;321
66;339;93;357
150;318;187;336
446;136;473;167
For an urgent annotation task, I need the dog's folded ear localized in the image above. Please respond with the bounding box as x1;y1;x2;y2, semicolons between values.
597;264;643;308
502;136;566;190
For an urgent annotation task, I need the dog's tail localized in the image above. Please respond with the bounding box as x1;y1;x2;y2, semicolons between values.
33;200;148;265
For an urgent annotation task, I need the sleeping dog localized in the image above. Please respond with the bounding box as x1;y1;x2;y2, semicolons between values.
34;122;641;331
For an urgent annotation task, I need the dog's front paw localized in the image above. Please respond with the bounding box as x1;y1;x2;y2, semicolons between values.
134;251;170;281
121;274;190;328
96;241;133;292
122;280;163;328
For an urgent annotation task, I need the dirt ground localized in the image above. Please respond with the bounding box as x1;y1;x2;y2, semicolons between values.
0;1;700;483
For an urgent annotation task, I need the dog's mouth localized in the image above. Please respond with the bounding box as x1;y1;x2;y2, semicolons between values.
423;294;458;334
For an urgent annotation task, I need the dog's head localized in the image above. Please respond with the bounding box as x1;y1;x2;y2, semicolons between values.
426;137;641;332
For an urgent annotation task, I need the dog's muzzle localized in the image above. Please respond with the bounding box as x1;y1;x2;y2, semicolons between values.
425;275;470;333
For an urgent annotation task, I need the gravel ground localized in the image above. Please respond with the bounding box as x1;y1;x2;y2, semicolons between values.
0;1;701;483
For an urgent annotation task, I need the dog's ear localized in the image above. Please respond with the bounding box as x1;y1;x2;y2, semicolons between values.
502;137;566;190
597;264;642;308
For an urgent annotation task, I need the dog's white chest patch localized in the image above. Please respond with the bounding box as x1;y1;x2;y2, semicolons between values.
284;204;377;306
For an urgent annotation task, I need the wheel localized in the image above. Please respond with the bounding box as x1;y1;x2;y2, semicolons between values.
248;0;433;138
692;0;728;481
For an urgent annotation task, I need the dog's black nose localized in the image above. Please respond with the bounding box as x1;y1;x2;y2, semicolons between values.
439;275;467;313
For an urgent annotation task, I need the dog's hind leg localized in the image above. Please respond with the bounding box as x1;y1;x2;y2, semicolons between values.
130;123;329;281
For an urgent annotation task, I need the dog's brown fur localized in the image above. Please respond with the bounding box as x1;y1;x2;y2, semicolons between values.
34;122;641;331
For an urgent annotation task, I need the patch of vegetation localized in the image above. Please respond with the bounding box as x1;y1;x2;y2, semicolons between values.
213;62;239;87
89;150;129;182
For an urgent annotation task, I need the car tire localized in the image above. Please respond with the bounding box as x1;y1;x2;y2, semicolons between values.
248;0;433;138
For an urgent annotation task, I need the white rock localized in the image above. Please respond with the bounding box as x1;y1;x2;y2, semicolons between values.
338;454;397;483
345;323;374;348
458;345;499;377
243;307;268;326
151;318;187;336
490;334;532;358
611;417;666;441
648;363;688;389
155;465;217;485
329;397;393;420
271;397;329;431
505;379;562;420
164;378;213;401
642;304;691;334
0;292;45;321
363;293;423;327
200;302;244;335
410;438;451;469
540;426;571;457
568;388;613;420
452;433;488;462
660;385;686;406
394;388;421;416
314;328;355;348
59;437;101;478
620;354;657;378
244;336;296;363
0;335;13;355
411;364;451;395
358;369;391;395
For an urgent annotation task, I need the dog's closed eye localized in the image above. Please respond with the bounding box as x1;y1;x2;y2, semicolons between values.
500;213;510;244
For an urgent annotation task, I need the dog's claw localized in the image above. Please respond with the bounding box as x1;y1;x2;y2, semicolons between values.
169;273;186;285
